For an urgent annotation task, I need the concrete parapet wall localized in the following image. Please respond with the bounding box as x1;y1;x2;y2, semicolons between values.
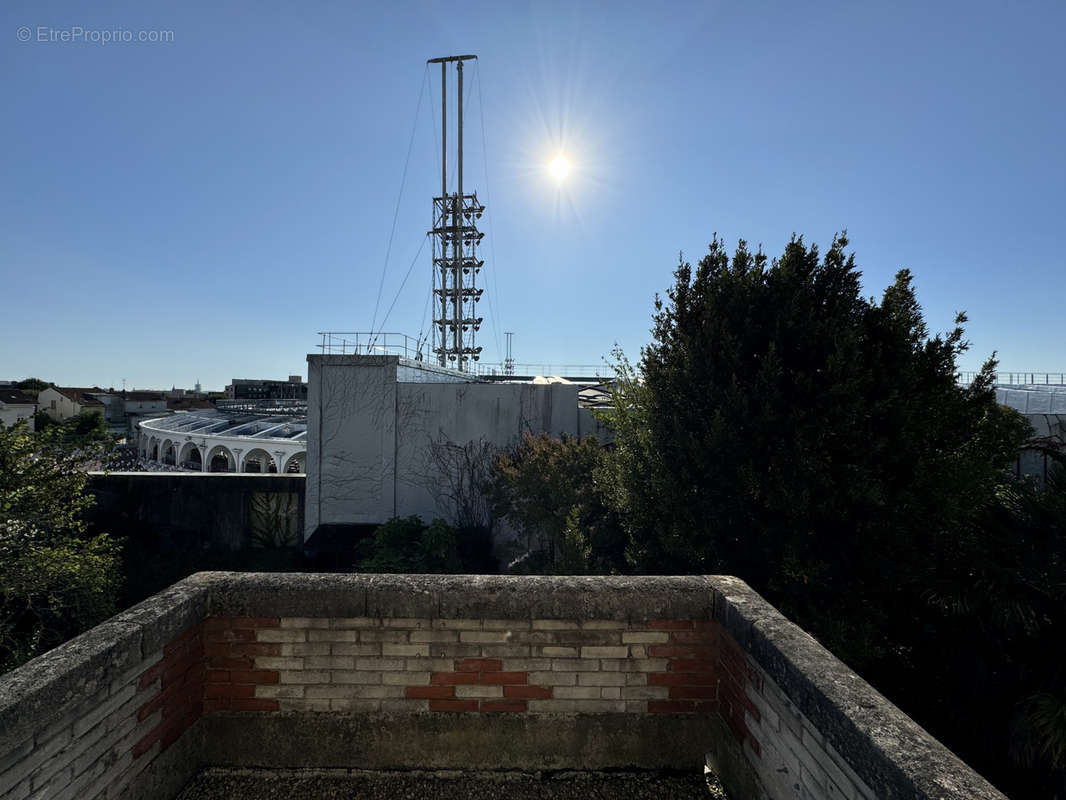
0;580;207;800
0;573;1006;800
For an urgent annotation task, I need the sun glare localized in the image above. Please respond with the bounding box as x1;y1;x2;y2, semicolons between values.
549;154;571;181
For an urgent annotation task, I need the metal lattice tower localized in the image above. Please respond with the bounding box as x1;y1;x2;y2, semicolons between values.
429;54;484;370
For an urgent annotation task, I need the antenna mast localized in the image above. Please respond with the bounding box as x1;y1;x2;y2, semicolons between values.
428;55;484;371
504;332;514;375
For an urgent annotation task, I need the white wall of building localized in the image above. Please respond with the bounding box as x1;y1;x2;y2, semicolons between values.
0;402;36;430
304;354;609;540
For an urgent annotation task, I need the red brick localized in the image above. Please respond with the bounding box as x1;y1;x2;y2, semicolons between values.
648;700;695;713
724;705;749;743
648;620;694;630
204;627;256;643
455;658;502;672
431;672;469;685
184;662;206;687
429;699;478;712
205;670;230;684
207;655;253;670
669;685;718;700
138;659;166;689
716;686;758;725
162;650;202;688
229;669;279;685
160;726;185;751
132;728;159;759
204;642;232;658
230;617;281;629
479;671;526;685
481;699;526;713
719;647;748;675
159;717;189;751
669;659;718;673
648;672;717;686
228;697;279;711
647;645;716;659
746;735;761;757
139;680;184;721
203;698;230;712
694;621;721;632
163;625;201;657
231;642;281;656
504;685;551;699
406;686;455;699
163;685;202;716
719;665;746;693
205;683;255;698
694;700;720;714
668;631;715;644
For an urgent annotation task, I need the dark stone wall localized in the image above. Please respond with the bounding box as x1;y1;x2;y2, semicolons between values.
87;473;305;551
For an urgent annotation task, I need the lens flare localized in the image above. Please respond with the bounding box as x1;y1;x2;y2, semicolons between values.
548;155;571;181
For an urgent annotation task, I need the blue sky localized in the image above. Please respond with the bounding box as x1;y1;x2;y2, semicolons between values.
2;0;1063;390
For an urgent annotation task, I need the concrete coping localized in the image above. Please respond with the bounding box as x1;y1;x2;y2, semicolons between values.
200;572;720;621
0;572;1005;799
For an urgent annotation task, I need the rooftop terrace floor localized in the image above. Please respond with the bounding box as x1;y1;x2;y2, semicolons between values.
175;768;718;799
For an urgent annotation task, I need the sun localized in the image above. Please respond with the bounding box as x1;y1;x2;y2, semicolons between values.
548;154;571;181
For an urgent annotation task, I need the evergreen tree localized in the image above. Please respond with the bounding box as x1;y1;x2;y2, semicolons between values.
606;234;1029;664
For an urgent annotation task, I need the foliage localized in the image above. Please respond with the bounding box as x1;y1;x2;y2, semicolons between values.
599;231;1058;795
605;234;1029;661
15;377;50;394
355;516;472;574
33;409;108;444
0;421;122;672
488;433;626;574
919;467;1066;794
249;492;301;549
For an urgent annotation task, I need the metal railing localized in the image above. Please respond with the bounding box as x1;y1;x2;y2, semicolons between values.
316;332;426;359
215;399;307;416
958;371;1066;386
314;332;611;380
474;363;612;379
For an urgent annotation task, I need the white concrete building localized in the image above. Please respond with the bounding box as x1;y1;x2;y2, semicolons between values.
304;354;609;541
996;385;1066;482
0;390;37;430
138;409;307;473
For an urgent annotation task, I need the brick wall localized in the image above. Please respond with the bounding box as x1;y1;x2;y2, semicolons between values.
199;616;727;716
742;660;878;800
0;573;1009;800
0;623;203;800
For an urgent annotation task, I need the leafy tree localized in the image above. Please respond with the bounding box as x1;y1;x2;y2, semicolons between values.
0;421;122;672
921;466;1066;796
488;433;626;574
33;409;106;442
15;377;50;394
354;516;466;574
605;234;1029;661
599;231;1056;795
